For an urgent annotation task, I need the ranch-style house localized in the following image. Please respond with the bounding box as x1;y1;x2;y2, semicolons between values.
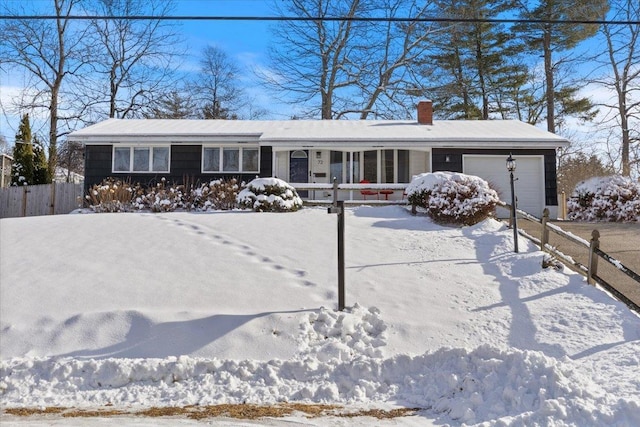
68;101;570;218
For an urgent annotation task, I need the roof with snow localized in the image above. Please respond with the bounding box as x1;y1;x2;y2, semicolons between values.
68;118;569;149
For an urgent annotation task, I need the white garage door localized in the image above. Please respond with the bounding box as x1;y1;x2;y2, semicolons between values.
463;155;545;218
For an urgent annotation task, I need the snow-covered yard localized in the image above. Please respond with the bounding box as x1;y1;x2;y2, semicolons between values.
1;206;639;426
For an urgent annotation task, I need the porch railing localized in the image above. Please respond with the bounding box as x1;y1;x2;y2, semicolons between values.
291;182;409;204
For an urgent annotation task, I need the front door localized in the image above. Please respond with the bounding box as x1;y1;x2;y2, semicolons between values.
290;150;308;197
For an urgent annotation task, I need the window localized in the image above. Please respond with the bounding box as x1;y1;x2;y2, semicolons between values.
223;148;239;172
381;150;394;183
332;149;412;183
363;150;377;182
202;146;260;173
397;150;410;182
203;147;220;172
242;148;259;172
112;146;169;173
113;147;131;172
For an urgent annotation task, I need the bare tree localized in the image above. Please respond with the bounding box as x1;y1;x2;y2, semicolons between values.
57;140;85;181
260;0;371;119
590;0;640;177
84;0;184;119
262;0;446;120
356;0;439;119
191;45;244;119
0;0;91;181
557;152;615;195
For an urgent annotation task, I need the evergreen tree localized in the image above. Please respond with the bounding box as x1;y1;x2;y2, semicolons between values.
515;0;607;133
426;0;527;120
11;114;35;186
145;90;197;119
33;136;51;184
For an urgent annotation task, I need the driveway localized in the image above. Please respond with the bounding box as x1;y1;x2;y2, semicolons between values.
517;220;640;310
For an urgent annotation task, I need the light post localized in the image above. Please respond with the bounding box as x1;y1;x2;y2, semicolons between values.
506;153;519;253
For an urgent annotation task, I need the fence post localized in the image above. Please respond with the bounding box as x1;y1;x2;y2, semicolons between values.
561;191;567;219
588;229;600;285
50;182;56;215
541;208;550;249
21;185;28;217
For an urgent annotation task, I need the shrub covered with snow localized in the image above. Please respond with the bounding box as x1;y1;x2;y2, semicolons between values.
87;178;244;213
133;178;188;212
567;175;640;222
237;177;303;212
406;172;499;225
85;178;137;212
192;178;241;211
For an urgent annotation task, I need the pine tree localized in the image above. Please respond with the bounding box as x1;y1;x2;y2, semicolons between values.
427;0;527;119
33;136;51;184
515;0;607;133
145;91;197;119
11;114;35;186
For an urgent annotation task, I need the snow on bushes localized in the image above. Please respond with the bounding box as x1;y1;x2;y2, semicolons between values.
192;178;241;211
85;178;137;212
133;178;188;212
406;172;499;225
236;177;303;212
567;175;640;222
86;178;242;213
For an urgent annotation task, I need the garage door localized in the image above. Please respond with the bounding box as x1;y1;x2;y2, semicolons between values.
463;155;545;218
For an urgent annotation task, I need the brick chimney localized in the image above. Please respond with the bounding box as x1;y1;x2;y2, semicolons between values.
417;100;433;125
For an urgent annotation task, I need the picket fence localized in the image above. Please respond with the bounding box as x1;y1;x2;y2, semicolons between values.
0;183;85;218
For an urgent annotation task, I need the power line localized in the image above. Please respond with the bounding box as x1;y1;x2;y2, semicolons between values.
0;15;638;25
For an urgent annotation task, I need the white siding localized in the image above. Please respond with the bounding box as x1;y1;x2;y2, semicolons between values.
275;152;289;180
409;150;430;179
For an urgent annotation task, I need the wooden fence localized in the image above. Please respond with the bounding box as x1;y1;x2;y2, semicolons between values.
499;201;640;313
0;183;85;218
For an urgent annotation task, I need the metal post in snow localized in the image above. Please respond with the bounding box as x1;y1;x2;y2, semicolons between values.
337;199;345;311
510;171;519;253
327;177;346;311
506;153;519;253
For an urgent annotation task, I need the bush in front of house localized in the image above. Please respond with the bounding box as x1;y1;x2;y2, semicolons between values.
567;175;640;222
87;178;244;212
133;178;188;212
86;178;138;212
193;178;241;211
405;172;499;225
237;177;303;212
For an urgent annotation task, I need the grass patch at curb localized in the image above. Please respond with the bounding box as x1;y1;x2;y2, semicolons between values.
4;404;421;420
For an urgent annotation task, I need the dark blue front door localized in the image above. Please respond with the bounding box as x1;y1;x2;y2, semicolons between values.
290;151;308;197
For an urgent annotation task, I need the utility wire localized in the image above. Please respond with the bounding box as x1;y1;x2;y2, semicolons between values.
0;15;638;25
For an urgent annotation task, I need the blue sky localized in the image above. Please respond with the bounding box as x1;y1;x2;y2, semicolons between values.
175;0;273;53
0;0;284;146
0;0;623;155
